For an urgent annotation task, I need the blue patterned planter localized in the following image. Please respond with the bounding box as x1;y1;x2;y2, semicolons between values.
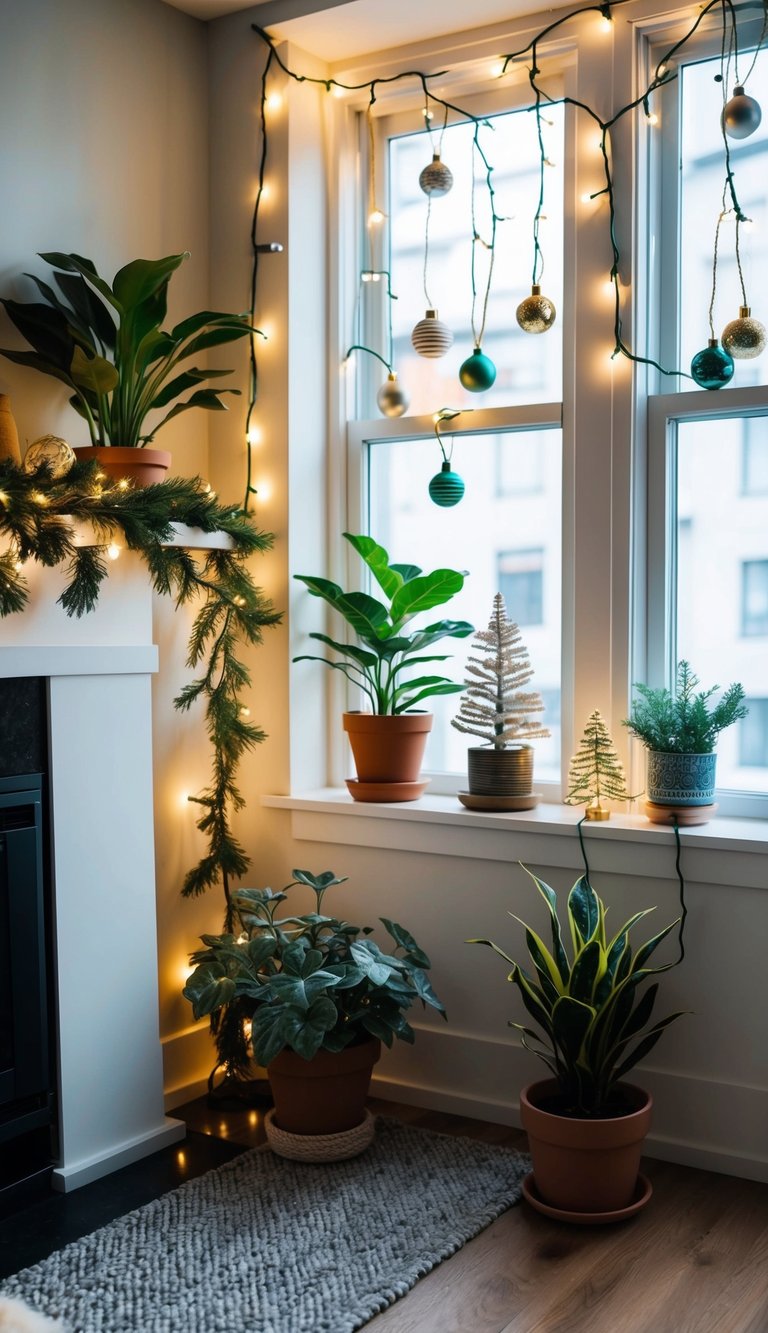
646;751;716;806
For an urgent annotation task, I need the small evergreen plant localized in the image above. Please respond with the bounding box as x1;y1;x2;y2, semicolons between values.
566;710;635;816
451;593;549;749
624;661;747;753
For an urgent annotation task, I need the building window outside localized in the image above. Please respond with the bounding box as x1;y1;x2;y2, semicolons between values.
740;699;768;768
742;560;768;637
741;417;768;495
497;548;545;627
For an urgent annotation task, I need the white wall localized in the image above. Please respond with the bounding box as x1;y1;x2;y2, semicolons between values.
0;0;219;1103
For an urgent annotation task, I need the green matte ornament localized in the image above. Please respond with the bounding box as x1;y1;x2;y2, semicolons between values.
690;339;734;390
459;347;496;392
428;459;465;507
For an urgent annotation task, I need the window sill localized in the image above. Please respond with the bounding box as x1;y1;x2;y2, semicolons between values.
261;790;768;889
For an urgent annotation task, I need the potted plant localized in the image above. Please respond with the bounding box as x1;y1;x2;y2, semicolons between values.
294;532;473;801
451;592;549;810
623;660;747;820
184;868;445;1154
470;866;685;1219
0;251;253;484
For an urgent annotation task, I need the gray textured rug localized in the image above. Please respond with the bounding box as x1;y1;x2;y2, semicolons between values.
1;1118;529;1333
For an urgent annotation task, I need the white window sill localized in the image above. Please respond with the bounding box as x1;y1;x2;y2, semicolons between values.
261;790;768;889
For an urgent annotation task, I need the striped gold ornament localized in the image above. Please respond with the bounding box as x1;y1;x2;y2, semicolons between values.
411;309;454;358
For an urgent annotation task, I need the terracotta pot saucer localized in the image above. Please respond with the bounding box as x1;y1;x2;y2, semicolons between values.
522;1171;652;1225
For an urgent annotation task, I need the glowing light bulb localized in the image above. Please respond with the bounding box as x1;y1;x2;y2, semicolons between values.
248;426;262;447
255;480;272;502
600;12;612;31
240;705;251;717
368;209;385;226
581;191;595;204
0;490;7;504
266;92;283;111
178;791;191;810
657;63;667;77
260;182;271;201
646;111;659;126
117;478;130;491
248;1111;259;1128
107;543;121;561
331;84;345;99
604;278;616;297
422;108;434;121
371;272;381;282
361;271;373;283
95;471;106;482
233;595;246;606
176;1150;187;1168
32;491;48;506
491;60;506;79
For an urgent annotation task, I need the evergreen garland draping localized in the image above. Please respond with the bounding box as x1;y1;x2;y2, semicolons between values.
0;458;281;922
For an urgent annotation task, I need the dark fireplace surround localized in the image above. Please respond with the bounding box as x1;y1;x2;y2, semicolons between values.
0;678;55;1207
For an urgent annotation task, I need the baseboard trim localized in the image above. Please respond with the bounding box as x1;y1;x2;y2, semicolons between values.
370;1073;768;1184
52;1118;186;1193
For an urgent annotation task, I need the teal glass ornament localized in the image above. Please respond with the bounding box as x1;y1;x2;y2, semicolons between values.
690;339;734;390
428;460;465;507
459;347;496;392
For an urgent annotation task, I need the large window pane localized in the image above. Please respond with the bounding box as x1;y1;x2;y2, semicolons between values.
388;105;564;415
676;416;768;792
680;49;768;385
368;427;561;782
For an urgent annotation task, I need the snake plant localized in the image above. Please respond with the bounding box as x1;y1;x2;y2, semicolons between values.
470;866;685;1116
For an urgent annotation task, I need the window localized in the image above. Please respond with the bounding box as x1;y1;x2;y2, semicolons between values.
497;549;544;626
740;700;768;768
742;417;768;494
742;560;768;637
495;436;544;496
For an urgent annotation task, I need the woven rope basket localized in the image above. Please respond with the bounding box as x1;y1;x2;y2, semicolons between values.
264;1108;376;1162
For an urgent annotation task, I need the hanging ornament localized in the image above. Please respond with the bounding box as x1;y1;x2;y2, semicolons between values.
721;306;767;359
22;434;77;477
459;347;496;392
419;154;453;197
516;284;557;335
376;372;410;417
411;309;454;358
428;459;465;507
722;86;762;139
690;339;734;390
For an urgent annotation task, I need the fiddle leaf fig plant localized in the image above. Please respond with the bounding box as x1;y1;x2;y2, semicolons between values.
294;532;473;714
0;251;254;447
469;866;685;1117
184;868;446;1066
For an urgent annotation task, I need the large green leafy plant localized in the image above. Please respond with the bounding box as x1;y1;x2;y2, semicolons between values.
294;533;473;714
623;659;747;753
470;867;685;1117
0;252;253;447
184;869;445;1067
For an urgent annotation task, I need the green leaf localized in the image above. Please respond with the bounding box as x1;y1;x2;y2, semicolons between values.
1;298;76;370
342;533;404;600
183;962;237;1020
394;683;464;712
304;631;378;669
405;621;475;651
294;575;391;640
53;271;117;348
568;939;605;1003
349;940;392;987
380;918;431;968
521;867;570;984
389;563;422;583
70;345;119;394
508;916;566;995
171;309;253;342
568;876;601;947
631;919;679;973
389;568;466;629
148;367;233;410
409;966;446;1014
39;252;121;311
0;347;76;390
112;254;188;309
551;995;595;1062
612;1012;686;1082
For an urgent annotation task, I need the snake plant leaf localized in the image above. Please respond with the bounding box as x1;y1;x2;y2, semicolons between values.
631;918;680;973
509;915;566;995
468;937;517;966
551;995;595;1063
510;964;556;1038
568;938;606;1004
389;568;466;629
70;345;120;395
381;918;431;969
612;1011;687;1083
343;533;404;601
513;1024;559;1077
568;875;601;950
521;867;570;983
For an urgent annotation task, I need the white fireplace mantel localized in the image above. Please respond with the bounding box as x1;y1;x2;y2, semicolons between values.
0;539;216;1190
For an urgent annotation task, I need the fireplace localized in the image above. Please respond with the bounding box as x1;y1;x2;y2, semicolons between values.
0;553;185;1193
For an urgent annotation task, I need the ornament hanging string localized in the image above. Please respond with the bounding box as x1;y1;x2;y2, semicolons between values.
244;41;276;512
707;187;729;339
422;102;449;308
469;122;500;349
532;93;546;286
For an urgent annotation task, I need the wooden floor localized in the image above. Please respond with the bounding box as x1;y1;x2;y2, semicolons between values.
176;1093;768;1333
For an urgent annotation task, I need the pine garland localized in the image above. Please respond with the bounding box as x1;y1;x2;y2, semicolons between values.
0;457;281;920
566;709;634;814
451;592;549;748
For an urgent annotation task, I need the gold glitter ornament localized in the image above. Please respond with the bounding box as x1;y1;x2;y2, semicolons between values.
376;372;410;418
515;284;557;334
418;154;453;197
22;434;77;477
721;306;766;360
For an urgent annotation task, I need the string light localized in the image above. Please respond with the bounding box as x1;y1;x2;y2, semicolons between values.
266;91;283;111
491;60;506;79
107;543;121;561
368;209;385;226
247;426;262;446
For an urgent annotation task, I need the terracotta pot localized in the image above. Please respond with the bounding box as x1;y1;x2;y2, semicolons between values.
520;1078;652;1213
467;744;533;798
74;446;171;487
267;1037;381;1135
343;711;432;783
0;394;21;466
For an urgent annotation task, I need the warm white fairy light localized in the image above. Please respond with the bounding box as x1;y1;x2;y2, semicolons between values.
331;84;345;99
368;209;385;226
646;111;659;126
248;426;262;447
117;478;130;491
491;59;506;79
178;791;191;809
107;543;121;561
240;705;251;716
266;91;283;111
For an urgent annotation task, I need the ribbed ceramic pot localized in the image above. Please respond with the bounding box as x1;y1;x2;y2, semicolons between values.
74;446;171;487
520;1079;652;1213
646;750;716;806
467;744;533;797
